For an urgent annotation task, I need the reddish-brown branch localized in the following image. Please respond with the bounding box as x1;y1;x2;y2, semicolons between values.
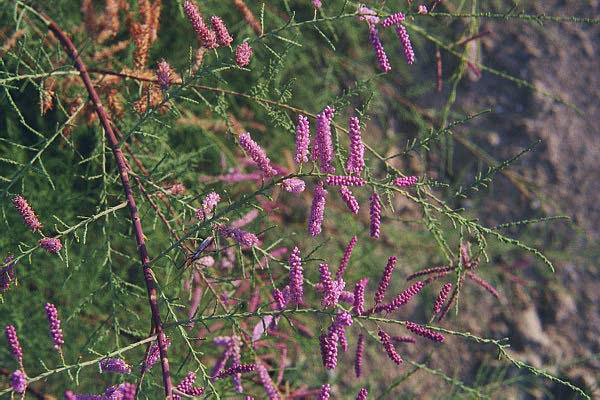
42;15;174;397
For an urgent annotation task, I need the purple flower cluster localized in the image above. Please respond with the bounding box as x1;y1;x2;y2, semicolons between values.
235;42;253;67
174;371;205;400
156;59;173;89
394;24;415;65
326;175;366;186
355;333;365;377
312;0;322;9
433;283;452;315
368;25;391;73
0;256;17;292
346;116;365;174
219;225;259;247
394;175;418;187
319;384;331;399
336;236;357;280
319;330;339;369
211;336;245;391
382;12;405;28
308;181;327;236
256;363;280;399
99;358;131;374
239;132;277;177
282;177;305;193
375;281;426;313
44;303;64;351
183;0;217;49
369;192;382;238
294;115;310;163
211;16;233;47
330;311;353;352
142;336;171;372
378;329;403;365
356;388;369;400
40;237;62;253
289;247;304;304
339;186;360;214
11;369;27;394
216;363;256;379
357;6;380;25
374;256;397;304
4;325;23;366
405;321;445;342
103;383;137;400
12;195;42;231
196;191;220;220
319;263;343;307
353;278;368;315
313;106;335;173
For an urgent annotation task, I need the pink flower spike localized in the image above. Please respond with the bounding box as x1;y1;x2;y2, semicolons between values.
319;263;335;307
325;175;366;186
369;192;382;238
211;16;233;47
257;363;280;399
99;358;132;374
336;236;357;280
433;283;452;315
394;175;418;187
353;278;368;315
319;384;331;400
375;281;426;313
308;181;327;236
357;6;380;25
289;247;304;304
382;12;405;27
235;42;253;67
11;369;27;394
418;5;428;14
294;115;310;163
44;303;64;351
282;178;305;193
142;336;172;372
174;371;205;400
4;325;23;366
156;59;173;90
196;191;220;220
374;256;397;304
12;195;42;231
314;106;335;173
239;132;277;177
378;329;403;365
183;1;217;49
319;331;338;369
395;24;415;65
40;237;62;253
405;321;445;342
356;388;369;400
346;116;365;174
339;186;360;214
218;225;259;247
355;333;365;377
368;25;391;73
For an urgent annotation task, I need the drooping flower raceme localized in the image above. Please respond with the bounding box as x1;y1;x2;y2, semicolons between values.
336;236;357;280
235;42;253;67
183;0;217;49
356;388;369;400
339;186;360;214
142;336;171;372
394;175;418;187
433;283;452;315
238;132;277;177
353;278;368;315
346;116;365;174
405;321;445;342
368;24;391;73
294;114;310;163
44;303;64;351
355;333;365;377
319;331;339;370
99;358;132;374
12;195;42;231
369;192;382;238
319;384;331;399
173;371;205;400
308;181;327;236
375;281;426;313
382;12;405;27
378;329;403;365
394;24;415;65
4;325;23;366
211;16;233;47
325;175;366;186
256;362;280;399
40;237;62;253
